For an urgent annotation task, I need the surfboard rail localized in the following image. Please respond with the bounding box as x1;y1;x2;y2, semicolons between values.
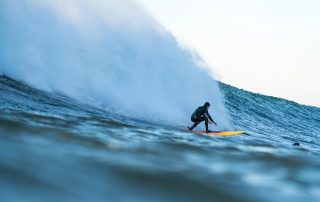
190;130;246;137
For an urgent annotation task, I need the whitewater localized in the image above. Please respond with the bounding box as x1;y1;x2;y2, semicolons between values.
1;1;320;202
0;0;231;128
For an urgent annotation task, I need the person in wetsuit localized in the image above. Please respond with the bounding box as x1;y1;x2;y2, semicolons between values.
188;102;217;133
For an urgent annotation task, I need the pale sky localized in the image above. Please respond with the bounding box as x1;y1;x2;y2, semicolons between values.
136;0;320;107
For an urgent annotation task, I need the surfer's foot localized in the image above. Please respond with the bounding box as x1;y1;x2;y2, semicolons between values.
206;130;212;133
187;127;193;131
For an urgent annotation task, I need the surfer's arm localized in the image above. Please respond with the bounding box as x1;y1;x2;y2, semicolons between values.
210;119;217;125
205;111;216;125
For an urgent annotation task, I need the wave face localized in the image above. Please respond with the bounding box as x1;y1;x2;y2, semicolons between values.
221;83;320;146
0;0;231;128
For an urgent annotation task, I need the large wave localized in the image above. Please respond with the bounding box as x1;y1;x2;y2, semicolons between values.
0;0;231;128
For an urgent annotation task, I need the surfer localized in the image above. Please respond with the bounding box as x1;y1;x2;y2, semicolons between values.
188;102;217;133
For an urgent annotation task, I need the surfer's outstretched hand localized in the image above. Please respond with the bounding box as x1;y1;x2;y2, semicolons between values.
210;120;217;125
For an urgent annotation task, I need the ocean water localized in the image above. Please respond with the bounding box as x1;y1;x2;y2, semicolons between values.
1;76;320;202
1;1;320;202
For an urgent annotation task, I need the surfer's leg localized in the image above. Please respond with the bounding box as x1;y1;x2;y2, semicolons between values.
188;117;204;130
204;117;209;132
188;122;199;130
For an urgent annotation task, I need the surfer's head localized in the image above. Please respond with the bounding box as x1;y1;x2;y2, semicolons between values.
204;102;211;108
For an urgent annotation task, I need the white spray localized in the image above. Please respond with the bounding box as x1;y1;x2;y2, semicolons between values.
0;0;232;129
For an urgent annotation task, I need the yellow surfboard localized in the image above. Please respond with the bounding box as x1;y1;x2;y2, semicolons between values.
191;130;246;137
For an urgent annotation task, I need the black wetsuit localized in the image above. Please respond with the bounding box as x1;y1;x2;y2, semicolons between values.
189;106;214;131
